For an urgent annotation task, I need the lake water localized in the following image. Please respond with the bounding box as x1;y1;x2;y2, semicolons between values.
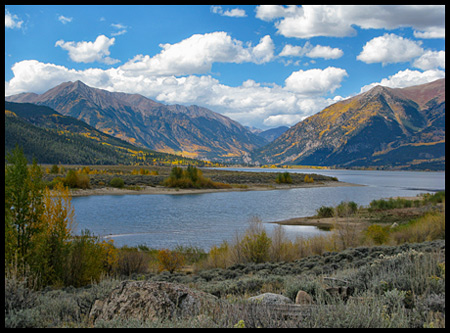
72;168;445;250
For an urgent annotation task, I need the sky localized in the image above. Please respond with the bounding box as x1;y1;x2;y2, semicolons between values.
5;5;445;129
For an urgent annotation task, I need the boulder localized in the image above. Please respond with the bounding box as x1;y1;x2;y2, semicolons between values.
247;293;293;305
295;290;314;305
89;281;217;323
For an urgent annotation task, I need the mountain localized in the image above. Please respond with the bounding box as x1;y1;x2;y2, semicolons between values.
6;81;267;162
258;126;289;143
5;101;206;166
254;79;445;170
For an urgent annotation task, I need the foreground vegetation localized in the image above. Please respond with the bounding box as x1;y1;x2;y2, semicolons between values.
5;146;445;327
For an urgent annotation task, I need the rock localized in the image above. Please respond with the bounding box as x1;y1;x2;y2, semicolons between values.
325;286;354;301
295;290;314;305
248;293;293;305
89;281;217;323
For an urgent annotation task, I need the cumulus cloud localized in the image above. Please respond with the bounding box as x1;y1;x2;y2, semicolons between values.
255;5;302;21
357;33;424;65
280;42;343;60
284;67;348;95
413;50;445;70
55;35;120;65
256;5;445;39
5;9;23;29
120;32;274;76
211;6;247;18
360;68;446;93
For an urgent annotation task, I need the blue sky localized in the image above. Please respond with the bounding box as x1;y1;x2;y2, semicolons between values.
5;5;445;129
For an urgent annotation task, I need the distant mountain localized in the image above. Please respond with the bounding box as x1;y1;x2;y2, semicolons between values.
6;81;267;162
258;126;289;142
254;79;445;170
5;101;205;166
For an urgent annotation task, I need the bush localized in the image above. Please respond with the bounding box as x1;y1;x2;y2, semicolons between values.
239;218;272;264
116;247;148;276
157;249;185;273
335;201;358;217
109;177;125;188
65;230;111;287
317;206;334;218
63;170;90;189
304;175;314;183
275;172;292;184
366;225;390;245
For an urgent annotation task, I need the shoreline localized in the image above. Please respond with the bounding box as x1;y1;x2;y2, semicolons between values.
70;180;362;197
269;195;428;228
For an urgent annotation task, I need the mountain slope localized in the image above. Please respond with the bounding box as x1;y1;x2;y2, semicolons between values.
6;81;267;162
254;79;445;170
5;101;206;166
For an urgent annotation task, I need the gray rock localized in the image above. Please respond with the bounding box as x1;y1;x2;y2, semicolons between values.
247;293;293;305
89;280;217;323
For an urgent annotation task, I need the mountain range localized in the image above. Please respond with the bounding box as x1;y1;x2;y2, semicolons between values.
5;101;205;166
253;78;445;170
5;78;445;170
6;80;266;162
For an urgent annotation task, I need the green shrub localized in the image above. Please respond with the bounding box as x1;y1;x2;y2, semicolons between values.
335;201;358;217
63;170;90;189
275;172;292;184
316;206;334;218
366;224;390;245
109;177;125;188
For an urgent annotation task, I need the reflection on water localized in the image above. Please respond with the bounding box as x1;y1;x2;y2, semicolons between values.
72;168;444;249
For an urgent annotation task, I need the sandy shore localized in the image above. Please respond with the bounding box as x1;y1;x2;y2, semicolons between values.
70;180;362;197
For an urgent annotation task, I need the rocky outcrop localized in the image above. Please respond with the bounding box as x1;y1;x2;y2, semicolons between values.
89;281;217;323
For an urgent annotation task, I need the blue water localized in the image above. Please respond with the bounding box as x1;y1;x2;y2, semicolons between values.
72;169;445;250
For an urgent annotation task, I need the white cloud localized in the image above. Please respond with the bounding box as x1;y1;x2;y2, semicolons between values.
111;23;127;36
5;9;23;29
413;50;445;70
279;44;305;57
255;5;302;21
211;6;247;18
357;33;424;65
120;32;274;76
55;35;120;65
257;5;445;39
58;15;73;24
5;58;343;128
263;114;305;127
284;67;348;95
279;42;343;60
360;69;445;93
306;45;343;60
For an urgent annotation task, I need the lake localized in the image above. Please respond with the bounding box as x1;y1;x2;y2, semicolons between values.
72;168;445;250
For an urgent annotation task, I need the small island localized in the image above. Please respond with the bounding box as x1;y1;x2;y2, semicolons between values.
41;164;360;197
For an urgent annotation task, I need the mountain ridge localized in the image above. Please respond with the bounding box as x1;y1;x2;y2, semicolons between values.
5;101;206;166
6;81;267;162
253;79;445;170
